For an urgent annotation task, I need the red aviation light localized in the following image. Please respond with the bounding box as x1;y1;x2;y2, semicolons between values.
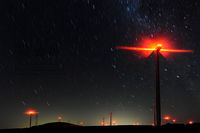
172;119;176;123
25;109;38;116
116;39;193;58
163;116;170;120
188;121;194;124
58;116;62;120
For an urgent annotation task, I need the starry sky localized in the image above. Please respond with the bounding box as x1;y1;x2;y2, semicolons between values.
0;0;200;128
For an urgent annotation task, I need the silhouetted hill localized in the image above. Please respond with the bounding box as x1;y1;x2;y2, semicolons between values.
1;123;200;132
31;122;80;128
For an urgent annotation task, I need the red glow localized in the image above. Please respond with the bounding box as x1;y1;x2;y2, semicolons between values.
25;109;38;116
133;122;140;125
157;43;162;47
188;121;194;124
116;37;193;58
101;121;108;126
172;119;176;123
116;46;193;53
58;116;62;120
104;123;108;126
112;120;117;124
136;37;173;58
116;46;155;51
163;116;170;120
160;49;193;53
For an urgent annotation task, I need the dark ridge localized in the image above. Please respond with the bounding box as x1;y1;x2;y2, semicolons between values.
1;123;200;132
31;122;80;128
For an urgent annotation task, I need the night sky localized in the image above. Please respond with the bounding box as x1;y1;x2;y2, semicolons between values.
0;0;200;128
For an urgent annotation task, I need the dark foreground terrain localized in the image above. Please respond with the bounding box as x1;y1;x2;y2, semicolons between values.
1;122;200;133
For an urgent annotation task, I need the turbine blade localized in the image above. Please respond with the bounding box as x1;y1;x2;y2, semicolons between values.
116;46;155;51
160;49;193;53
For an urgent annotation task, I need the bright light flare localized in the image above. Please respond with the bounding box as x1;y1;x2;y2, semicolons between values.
116;46;193;52
163;116;170;120
157;43;162;47
160;49;193;53
116;45;193;58
25;109;38;116
116;37;193;58
116;46;155;51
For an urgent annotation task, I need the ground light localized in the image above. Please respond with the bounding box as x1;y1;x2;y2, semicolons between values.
117;40;193;126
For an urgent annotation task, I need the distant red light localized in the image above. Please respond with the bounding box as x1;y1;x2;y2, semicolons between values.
80;121;84;125
163;116;170;120
58;116;62;120
188;121;194;124
112;120;116;124
25;109;38;116
172;119;176;123
133;122;140;126
104;123;108;126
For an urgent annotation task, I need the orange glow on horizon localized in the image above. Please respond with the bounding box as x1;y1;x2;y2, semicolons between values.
112;120;117;125
101;121;108;126
133;122;140;126
79;121;84;125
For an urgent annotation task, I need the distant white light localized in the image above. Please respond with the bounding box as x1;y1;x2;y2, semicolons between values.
92;4;95;10
112;64;117;69
110;47;114;52
22;101;26;106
